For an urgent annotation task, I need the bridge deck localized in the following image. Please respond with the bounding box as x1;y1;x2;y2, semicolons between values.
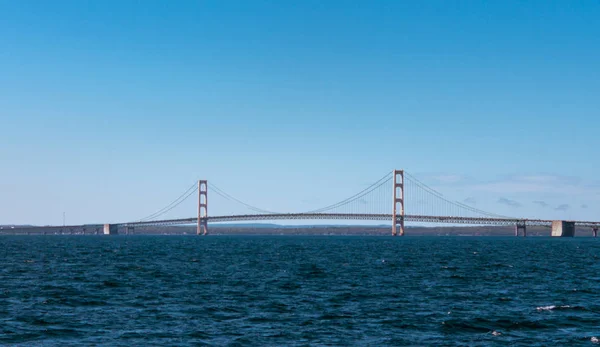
6;214;598;234
124;213;600;228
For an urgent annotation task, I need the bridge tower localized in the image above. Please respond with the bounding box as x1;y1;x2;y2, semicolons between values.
392;170;405;236
197;180;208;235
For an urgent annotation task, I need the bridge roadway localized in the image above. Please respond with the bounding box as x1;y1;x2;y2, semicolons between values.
4;214;598;235
123;213;600;228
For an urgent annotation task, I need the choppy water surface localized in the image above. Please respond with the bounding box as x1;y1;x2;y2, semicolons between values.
2;236;600;346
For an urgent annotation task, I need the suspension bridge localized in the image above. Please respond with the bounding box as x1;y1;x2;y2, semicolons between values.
118;170;598;237
6;170;600;237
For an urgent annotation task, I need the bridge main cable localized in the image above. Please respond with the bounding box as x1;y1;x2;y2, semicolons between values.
134;183;198;222
303;171;393;214
404;171;514;219
209;182;280;214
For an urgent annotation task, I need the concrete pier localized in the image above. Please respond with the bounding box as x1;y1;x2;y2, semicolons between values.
551;221;575;237
592;227;598;238
515;223;526;237
103;224;119;235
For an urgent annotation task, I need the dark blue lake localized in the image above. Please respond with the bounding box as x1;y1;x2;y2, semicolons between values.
1;235;600;346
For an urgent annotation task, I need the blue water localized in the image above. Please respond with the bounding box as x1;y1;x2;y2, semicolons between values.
1;236;600;346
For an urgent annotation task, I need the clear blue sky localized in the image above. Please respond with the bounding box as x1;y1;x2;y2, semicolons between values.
1;1;599;225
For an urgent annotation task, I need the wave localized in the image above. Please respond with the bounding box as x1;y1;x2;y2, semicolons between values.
536;305;588;312
442;317;553;333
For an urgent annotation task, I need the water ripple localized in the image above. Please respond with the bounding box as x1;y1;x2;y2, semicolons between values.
1;235;600;345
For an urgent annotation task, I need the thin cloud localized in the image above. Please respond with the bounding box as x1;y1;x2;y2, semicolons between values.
416;173;475;186
533;201;549;208
463;197;476;205
471;174;588;195
555;204;570;211
418;173;600;198
497;198;521;208
431;175;468;184
515;175;581;185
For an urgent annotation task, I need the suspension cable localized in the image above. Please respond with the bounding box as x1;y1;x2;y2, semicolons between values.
404;172;512;218
209;182;279;214
304;171;393;213
135;183;198;222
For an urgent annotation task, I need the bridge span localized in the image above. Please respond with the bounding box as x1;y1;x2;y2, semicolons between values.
126;213;595;227
121;213;599;237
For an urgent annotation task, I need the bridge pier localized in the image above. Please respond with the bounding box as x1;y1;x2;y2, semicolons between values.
198;218;208;236
103;224;119;235
551;221;575;237
593;227;598;238
125;226;135;235
515;222;527;237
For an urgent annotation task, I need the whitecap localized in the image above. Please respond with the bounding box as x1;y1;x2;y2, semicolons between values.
536;305;571;311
